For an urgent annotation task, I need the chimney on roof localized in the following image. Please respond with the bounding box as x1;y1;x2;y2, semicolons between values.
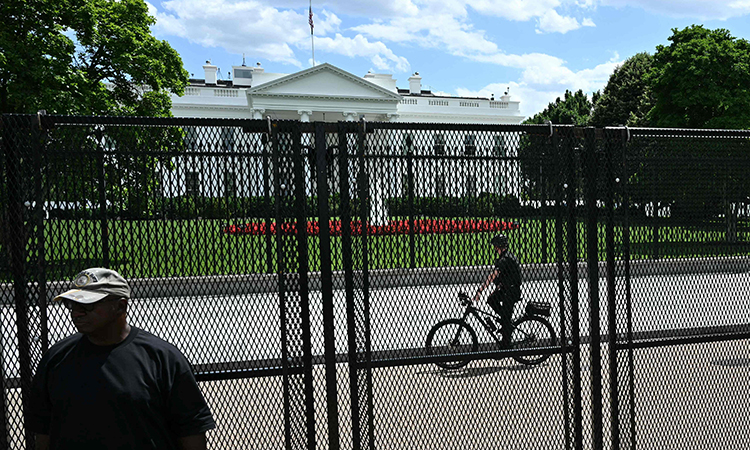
408;72;422;95
500;86;511;101
203;61;218;85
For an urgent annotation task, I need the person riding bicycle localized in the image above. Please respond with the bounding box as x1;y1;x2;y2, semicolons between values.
472;233;522;346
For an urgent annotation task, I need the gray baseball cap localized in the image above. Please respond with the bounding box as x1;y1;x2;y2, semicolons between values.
54;268;131;304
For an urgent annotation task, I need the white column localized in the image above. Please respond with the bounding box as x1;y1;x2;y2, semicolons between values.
343;111;357;122
297;110;313;122
386;113;400;122
251;108;265;120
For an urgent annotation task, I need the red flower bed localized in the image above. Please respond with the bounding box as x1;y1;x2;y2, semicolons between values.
223;219;519;236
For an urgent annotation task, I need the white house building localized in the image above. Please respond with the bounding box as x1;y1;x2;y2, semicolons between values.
167;62;525;222
172;61;522;124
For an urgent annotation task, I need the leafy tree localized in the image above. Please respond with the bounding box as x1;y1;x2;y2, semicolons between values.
1;0;188;115
1;0;190;259
647;25;750;129
524;89;597;126
591;52;654;127
2;0;189;207
632;26;750;242
520;90;596;201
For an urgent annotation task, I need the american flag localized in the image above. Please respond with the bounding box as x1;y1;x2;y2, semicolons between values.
309;5;314;34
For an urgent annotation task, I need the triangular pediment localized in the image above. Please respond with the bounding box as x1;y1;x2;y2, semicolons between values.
248;63;402;101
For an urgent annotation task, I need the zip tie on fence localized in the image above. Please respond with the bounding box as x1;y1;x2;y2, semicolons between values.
266;116;272;136
546;120;553;138
36;110;47;131
362;116;366;135
625;125;631;143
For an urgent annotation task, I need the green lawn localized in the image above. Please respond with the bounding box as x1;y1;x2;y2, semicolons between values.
2;217;748;281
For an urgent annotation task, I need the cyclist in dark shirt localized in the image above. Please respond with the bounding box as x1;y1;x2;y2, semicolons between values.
472;233;522;345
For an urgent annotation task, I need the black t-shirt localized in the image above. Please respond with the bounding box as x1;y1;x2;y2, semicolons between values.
28;327;215;450
493;251;522;291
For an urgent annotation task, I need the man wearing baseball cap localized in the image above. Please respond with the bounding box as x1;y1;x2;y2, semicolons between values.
28;268;215;450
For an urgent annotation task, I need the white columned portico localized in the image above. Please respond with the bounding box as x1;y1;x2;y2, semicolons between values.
298;110;313;122
251;108;265;120
343;111;358;122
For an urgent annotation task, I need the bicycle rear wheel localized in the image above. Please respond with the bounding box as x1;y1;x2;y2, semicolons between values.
425;319;478;370
510;316;557;366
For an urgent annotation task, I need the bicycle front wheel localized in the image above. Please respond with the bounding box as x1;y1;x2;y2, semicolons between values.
510;316;557;366
425;319;478;370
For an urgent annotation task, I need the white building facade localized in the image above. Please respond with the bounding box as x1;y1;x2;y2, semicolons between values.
168;62;525;222
172;62;522;124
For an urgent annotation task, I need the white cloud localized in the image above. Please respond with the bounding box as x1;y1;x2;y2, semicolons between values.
469;0;561;21
352;13;499;55
453;52;622;117
151;0;409;69
600;0;750;19
266;0;421;19
536;10;583;34
313;34;411;72
468;0;589;33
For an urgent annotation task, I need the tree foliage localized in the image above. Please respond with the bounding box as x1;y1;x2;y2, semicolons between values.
0;0;188;115
647;25;750;129
0;0;190;253
591;52;654;127
524;89;597;126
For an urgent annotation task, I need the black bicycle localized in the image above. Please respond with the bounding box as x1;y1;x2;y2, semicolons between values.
425;292;557;369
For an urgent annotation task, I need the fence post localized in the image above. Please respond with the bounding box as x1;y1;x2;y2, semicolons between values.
552;126;572;450
97;132;109;268
406;134;416;268
261;132;273;274
315;123;340;449
270;121;291;448
541;162;548;263
32;113;49;353
358;119;375;448
338;123;359;448
621;128;637;449
272;122;316;450
604;130;621;450
584;127;604;450
0;115;12;450
292;124;316;450
565;127;583;450
4;116;35;450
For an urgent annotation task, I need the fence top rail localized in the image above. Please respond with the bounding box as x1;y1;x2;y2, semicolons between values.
6;114;750;140
3;114;566;135
605;126;750;139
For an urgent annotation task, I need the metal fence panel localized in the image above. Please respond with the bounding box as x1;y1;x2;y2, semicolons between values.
3;114;750;449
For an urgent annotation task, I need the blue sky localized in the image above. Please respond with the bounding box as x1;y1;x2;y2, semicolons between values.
146;0;750;118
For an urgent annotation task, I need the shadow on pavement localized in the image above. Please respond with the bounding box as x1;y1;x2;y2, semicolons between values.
712;357;750;367
416;361;549;379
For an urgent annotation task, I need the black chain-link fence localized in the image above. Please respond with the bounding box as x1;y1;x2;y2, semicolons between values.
2;114;749;449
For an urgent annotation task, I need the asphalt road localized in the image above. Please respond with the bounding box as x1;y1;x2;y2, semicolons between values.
2;271;749;376
7;341;748;450
3;271;749;450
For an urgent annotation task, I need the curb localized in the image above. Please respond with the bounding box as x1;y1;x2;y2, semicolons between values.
1;256;748;302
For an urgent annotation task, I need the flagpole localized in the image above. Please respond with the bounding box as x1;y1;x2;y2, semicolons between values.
309;0;315;66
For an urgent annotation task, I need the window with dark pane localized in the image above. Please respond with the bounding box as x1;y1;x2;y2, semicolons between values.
186;171;200;196
493;134;507;157
433;133;445;155
464;134;476;156
224;170;236;197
